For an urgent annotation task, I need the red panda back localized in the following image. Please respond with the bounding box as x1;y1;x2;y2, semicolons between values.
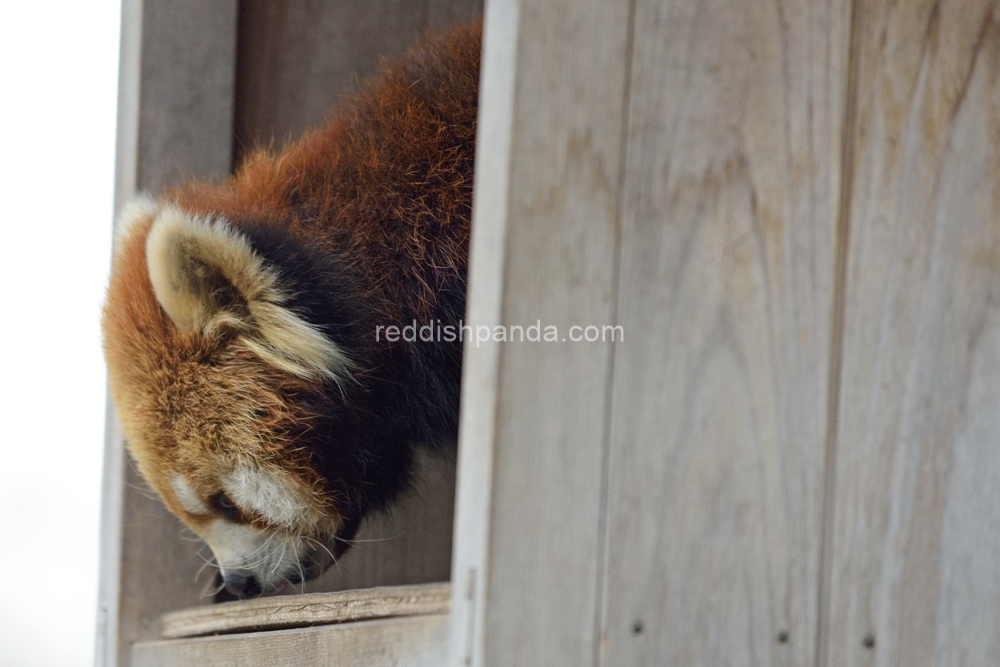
171;21;481;324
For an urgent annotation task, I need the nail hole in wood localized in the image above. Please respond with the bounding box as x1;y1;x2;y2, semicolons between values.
863;634;875;649
777;630;789;644
632;621;644;635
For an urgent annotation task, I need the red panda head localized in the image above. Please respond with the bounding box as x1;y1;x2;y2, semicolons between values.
103;200;376;597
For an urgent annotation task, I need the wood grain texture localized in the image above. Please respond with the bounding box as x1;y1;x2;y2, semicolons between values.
99;3;238;667
136;0;237;191
133;615;449;667
597;0;849;665
824;2;1000;666
305;451;456;594
448;0;632;665
233;0;483;164
161;582;450;638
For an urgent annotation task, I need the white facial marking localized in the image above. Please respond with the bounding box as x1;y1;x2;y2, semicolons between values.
224;465;309;529
170;474;209;515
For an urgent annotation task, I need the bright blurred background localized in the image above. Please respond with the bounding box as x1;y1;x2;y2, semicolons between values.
0;2;120;665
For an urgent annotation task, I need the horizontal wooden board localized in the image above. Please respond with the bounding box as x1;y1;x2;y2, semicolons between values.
134;615;448;667
160;583;451;638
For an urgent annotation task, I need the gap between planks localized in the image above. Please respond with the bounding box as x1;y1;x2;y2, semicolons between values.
159;582;451;639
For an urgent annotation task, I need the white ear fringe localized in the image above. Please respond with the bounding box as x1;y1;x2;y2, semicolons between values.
146;205;354;386
113;195;160;254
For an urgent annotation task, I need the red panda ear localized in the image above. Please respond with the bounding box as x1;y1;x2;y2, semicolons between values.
145;206;354;383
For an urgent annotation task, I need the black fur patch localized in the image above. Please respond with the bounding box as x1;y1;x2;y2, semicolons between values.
238;224;465;542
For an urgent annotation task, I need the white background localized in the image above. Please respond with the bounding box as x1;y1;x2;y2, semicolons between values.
0;2;119;665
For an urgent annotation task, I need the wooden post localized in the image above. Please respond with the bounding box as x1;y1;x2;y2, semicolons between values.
449;0;633;664
97;3;238;667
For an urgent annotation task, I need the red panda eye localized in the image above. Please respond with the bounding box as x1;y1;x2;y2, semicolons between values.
211;492;241;521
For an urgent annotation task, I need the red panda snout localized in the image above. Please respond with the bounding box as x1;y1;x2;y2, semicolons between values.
221;572;261;598
166;470;340;597
200;520;331;597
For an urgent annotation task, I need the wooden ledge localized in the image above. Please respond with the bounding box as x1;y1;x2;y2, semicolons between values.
136;615;450;667
159;582;451;639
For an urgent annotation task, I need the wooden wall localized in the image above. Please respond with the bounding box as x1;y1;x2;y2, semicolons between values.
450;1;1000;666
233;0;482;164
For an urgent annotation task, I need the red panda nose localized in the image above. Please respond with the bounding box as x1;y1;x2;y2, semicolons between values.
222;572;262;598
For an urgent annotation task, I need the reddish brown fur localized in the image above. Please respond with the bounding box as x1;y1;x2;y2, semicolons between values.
172;21;480;324
105;218;329;530
103;22;481;540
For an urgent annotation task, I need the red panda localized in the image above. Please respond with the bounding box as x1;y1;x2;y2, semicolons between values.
103;22;480;598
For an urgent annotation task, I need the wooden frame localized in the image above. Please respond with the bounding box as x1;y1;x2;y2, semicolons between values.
99;0;1000;665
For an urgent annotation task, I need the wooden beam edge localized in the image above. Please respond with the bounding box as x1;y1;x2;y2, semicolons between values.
160;582;452;638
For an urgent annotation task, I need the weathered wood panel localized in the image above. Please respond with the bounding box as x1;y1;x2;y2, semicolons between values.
133;615;449;667
448;0;632;665
597;0;850;664
234;0;483;164
98;3;238;667
136;0;238;191
824;2;1000;666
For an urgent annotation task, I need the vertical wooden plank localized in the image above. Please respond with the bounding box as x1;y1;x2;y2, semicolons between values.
447;2;520;662
425;0;485;28
97;2;237;666
598;0;849;664
233;0;483;164
449;0;632;664
825;2;1000;665
96;0;143;660
136;0;237;190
